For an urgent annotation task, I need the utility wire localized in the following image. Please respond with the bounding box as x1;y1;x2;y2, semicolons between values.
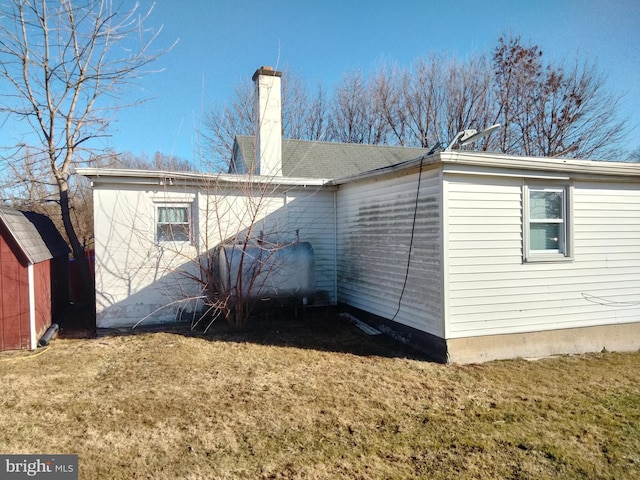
390;155;425;322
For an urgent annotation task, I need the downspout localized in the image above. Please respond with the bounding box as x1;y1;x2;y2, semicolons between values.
27;263;37;350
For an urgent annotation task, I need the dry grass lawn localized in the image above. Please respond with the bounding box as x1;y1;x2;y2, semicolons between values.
0;313;639;479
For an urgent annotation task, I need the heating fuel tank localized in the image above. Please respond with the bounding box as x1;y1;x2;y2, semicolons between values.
215;241;315;305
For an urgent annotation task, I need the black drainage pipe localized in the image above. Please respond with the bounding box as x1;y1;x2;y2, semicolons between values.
38;323;59;347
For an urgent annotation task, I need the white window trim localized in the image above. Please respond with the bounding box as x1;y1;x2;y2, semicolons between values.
155;203;193;245
523;183;573;263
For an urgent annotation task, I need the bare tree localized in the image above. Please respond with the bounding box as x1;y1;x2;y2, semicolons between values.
491;34;544;154
281;71;326;141
0;147;95;250
0;0;169;303
112;151;193;171
491;34;626;158
626;145;640;162
203;68;329;171
329;70;392;144
197;180;307;328
0;147;57;208
528;59;626;159
202;80;255;171
378;55;495;151
302;84;329;141
394;57;446;148
375;63;407;145
442;56;495;150
204;35;627;162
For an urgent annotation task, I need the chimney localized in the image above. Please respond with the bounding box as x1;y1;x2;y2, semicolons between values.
253;66;283;177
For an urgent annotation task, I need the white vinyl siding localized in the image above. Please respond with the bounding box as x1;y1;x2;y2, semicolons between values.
278;189;337;305
337;167;444;337
95;183;337;328
94;187;200;327
198;187;337;305
445;175;640;338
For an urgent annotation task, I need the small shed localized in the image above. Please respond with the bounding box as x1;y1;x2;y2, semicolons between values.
0;207;70;351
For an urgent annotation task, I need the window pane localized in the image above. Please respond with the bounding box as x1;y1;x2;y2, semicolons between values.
157;224;190;242
158;207;188;223
530;191;563;219
157;206;190;242
530;223;563;251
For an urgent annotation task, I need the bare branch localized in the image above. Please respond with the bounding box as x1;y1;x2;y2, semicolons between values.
0;0;171;303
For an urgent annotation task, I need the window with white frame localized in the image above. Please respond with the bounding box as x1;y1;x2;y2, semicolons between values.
524;185;572;261
156;205;192;243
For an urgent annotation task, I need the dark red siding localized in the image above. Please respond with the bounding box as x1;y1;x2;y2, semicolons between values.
0;230;30;351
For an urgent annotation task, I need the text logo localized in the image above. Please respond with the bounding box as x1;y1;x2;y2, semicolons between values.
0;455;78;480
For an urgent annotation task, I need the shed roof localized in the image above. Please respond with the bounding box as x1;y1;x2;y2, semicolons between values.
0;207;69;264
231;135;429;178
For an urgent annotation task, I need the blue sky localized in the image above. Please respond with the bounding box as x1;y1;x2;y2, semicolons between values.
4;0;640;162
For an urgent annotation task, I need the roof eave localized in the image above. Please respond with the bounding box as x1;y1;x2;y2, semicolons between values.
328;153;438;185
329;151;640;184
442;151;640;179
76;168;333;188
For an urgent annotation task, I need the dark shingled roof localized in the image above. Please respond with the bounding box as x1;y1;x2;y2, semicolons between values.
0;207;69;264
231;135;429;179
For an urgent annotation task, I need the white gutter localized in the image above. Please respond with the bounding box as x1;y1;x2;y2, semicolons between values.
76;168;332;188
329;151;640;185
446;151;640;177
79;153;640;190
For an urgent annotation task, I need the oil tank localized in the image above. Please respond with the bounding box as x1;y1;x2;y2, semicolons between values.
216;241;315;305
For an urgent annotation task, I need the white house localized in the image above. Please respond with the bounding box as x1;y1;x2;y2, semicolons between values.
333;152;640;362
79;67;640;363
80;169;338;326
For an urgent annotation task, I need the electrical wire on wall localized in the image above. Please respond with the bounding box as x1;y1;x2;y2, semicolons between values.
390;154;425;322
388;126;499;323
581;293;640;307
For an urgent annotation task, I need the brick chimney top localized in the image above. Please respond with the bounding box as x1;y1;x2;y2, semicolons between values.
252;66;283;81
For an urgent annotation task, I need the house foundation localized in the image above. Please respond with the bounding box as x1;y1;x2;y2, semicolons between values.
446;322;640;364
341;304;639;364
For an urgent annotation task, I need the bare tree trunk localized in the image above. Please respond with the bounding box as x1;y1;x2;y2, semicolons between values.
59;186;93;305
0;0;170;317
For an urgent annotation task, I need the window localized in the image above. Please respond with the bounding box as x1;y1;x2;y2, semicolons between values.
157;205;191;243
524;185;572;262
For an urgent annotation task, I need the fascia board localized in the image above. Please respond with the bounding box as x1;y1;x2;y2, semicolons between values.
76;168;333;189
